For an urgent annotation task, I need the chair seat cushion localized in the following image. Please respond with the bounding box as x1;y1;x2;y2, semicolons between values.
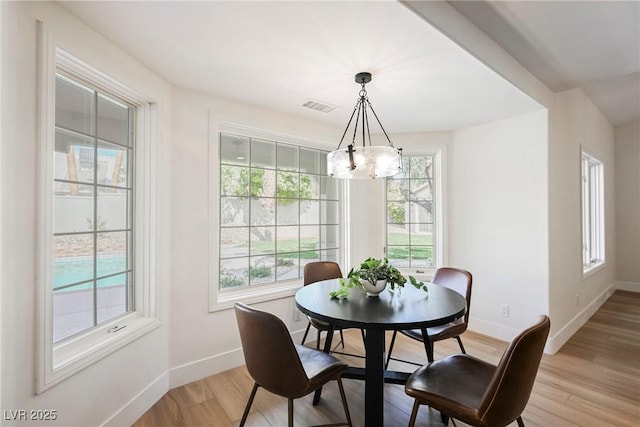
400;318;466;342
405;354;496;424
295;344;348;396
308;316;341;331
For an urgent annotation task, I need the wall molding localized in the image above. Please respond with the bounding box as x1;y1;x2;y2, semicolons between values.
468;316;521;345
616;281;640;292
546;282;616;354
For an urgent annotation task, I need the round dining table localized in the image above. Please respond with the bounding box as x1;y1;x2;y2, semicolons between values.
295;278;467;427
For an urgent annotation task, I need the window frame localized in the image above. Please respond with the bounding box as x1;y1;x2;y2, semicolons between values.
36;26;161;393
384;148;446;278
581;149;605;276
209;120;343;312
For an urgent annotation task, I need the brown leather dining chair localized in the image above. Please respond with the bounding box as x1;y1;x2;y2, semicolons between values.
386;267;472;368
301;261;347;349
235;303;352;427
405;315;550;427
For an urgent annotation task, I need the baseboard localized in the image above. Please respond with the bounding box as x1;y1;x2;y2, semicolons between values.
616;281;640;292
545;282;616;354
467;317;521;344
101;371;170;427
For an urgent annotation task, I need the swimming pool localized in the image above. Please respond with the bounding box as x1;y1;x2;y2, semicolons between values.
54;255;128;291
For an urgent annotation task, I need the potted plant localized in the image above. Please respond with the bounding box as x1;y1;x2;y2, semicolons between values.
330;257;428;298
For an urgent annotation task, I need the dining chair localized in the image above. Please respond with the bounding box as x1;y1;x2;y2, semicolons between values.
235;303;352;427
385;267;472;368
301;261;354;350
404;315;550;427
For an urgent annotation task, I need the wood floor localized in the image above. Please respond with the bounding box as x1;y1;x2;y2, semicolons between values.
132;290;640;426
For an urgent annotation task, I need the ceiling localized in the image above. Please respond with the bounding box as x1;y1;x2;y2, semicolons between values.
58;1;639;133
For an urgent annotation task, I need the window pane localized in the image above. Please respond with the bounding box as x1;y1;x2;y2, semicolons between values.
97;272;129;323
97;140;129;188
300;174;319;199
276;226;299;253
321;225;339;249
53;283;95;342
387;224;410;245
251;139;275;168
251;198;275;226
277;144;298;170
220;258;248;289
221;165;250;196
54;185;94;234
53;234;94;288
410;157;432;179
411;247;432;268
386;179;406;201
387;246;410;267
276;253;299;280
320;249;339;263
277;171;299;198
250;227;276;255
411;224;433;245
387;202;406;223
277;199;299;225
221;197;249;226
320;176;338;200
56;75;94;135
97;232;128;277
410;179;431;200
250;169;275;197
220;134;249;165
300;225;320;253
55;128;95;184
249;256;276;285
97;94;130;146
299;148;320;174
410;202;433;223
300;200;319;225
97;189;130;231
321;200;339;224
221;227;250;258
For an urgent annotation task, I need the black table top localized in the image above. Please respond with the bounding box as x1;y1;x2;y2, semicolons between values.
295;279;466;330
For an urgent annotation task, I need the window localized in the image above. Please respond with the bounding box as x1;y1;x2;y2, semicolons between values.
581;151;604;273
37;42;161;392
53;73;134;342
218;133;339;290
386;154;440;271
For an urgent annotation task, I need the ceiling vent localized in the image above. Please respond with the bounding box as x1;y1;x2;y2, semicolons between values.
301;99;337;113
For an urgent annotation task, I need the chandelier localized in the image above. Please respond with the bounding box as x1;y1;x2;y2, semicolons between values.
327;72;402;179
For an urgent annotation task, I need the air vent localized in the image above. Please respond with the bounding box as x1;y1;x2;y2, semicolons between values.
300;99;337;113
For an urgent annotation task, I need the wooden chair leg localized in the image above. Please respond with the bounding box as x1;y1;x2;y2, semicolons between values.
301;322;311;345
408;400;420;427
288;398;294;427
337;378;353;427
455;336;466;354
517;416;525;427
385;330;398;369
240;383;259;427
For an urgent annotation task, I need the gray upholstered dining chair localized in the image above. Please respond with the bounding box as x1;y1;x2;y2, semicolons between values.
386;267;472;368
235;302;352;427
404;315;550;427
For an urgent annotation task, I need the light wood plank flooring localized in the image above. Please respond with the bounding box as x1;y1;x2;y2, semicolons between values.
133;290;639;426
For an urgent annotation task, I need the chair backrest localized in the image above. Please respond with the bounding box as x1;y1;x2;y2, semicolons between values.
432;267;473;324
479;315;550;426
303;261;342;286
234;303;309;397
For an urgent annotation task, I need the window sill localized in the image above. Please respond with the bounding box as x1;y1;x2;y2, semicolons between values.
583;262;605;280
39;314;161;393
210;280;303;312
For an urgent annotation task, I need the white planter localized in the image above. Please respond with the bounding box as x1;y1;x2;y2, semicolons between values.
361;279;387;297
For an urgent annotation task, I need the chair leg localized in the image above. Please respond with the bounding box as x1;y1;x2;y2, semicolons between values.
385;330;398;369
408;400;420;427
316;330;321;350
440;411;450;425
301;321;311;345
288;398;294;427
455;336;466;354
517;416;525;427
239;383;259;427
337;378;353;427
339;329;345;348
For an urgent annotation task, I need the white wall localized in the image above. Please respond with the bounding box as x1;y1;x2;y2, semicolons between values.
448;110;550;341
1;2;171;425
615;120;640;288
547;89;617;352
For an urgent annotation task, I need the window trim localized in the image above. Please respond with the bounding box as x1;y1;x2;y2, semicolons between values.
581;148;605;277
209;119;343;312
384;147;447;278
35;24;162;393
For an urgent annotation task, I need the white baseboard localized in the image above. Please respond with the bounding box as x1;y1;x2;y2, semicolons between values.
467;317;521;344
545;283;616;354
616;281;640;292
101;371;170;427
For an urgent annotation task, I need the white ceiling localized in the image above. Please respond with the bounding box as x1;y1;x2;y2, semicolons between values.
450;0;640;127
58;1;639;133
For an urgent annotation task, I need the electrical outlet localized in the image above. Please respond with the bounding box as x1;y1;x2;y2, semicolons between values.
500;304;509;318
